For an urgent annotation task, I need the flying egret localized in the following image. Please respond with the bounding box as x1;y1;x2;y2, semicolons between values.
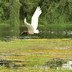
21;6;42;35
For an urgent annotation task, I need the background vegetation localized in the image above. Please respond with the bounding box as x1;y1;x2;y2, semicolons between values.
0;1;72;71
0;0;72;40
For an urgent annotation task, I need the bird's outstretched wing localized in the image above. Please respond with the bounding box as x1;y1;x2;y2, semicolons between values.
24;6;42;34
24;18;34;34
31;6;42;30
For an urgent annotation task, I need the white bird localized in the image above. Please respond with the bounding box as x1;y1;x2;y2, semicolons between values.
23;6;42;35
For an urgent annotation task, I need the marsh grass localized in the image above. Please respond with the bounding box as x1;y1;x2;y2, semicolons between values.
0;39;72;72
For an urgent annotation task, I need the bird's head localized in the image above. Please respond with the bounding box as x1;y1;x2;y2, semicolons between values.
21;31;28;35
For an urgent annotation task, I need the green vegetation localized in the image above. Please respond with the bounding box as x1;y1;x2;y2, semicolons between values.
0;0;72;71
0;0;72;39
0;67;72;72
0;39;72;71
45;58;65;68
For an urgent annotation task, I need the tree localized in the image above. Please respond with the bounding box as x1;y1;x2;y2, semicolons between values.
9;0;21;37
0;0;72;39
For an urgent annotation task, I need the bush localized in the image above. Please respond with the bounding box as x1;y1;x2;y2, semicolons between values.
45;58;65;68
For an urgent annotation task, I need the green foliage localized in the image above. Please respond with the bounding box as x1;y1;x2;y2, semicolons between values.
0;0;72;39
0;0;21;40
40;0;72;24
0;0;10;20
9;0;21;36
